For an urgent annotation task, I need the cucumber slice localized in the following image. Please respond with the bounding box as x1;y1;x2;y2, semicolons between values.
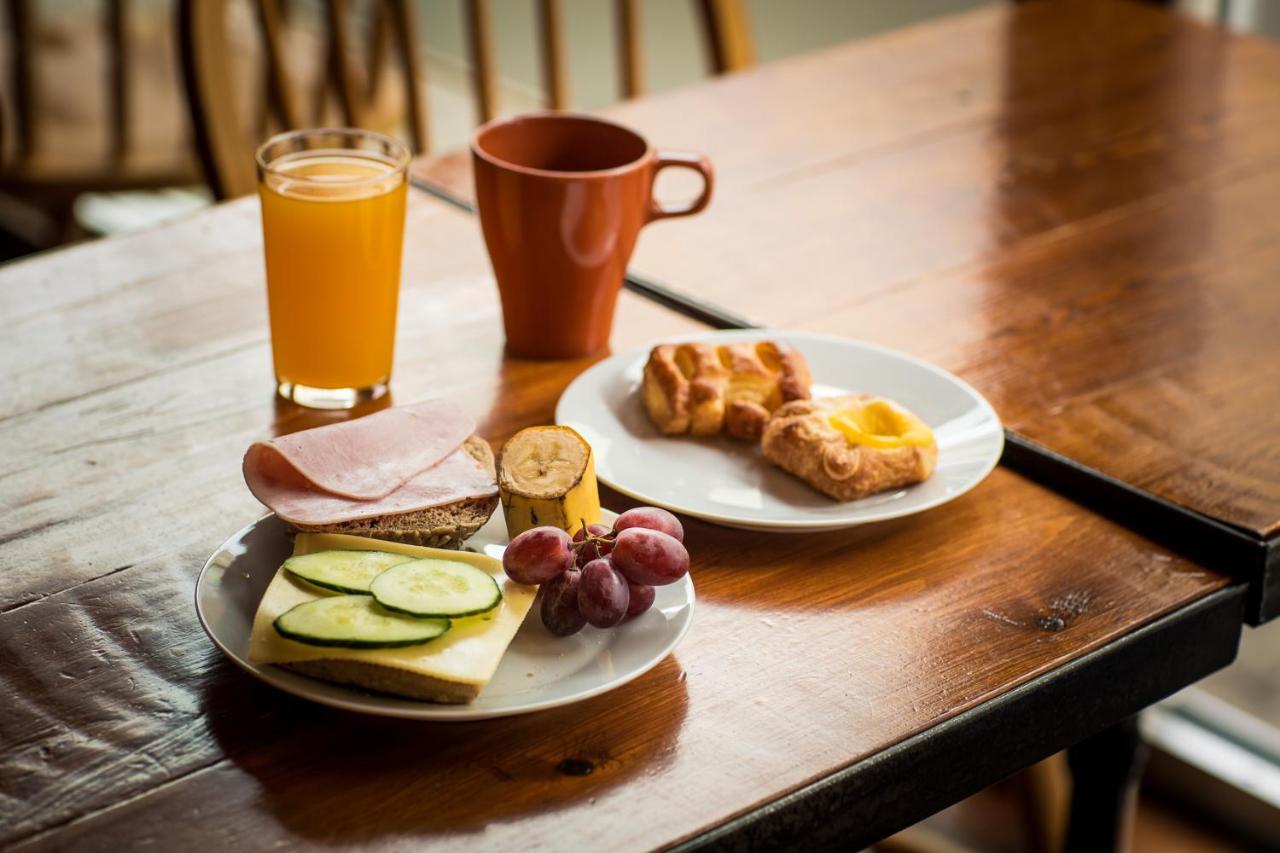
273;595;450;648
370;559;502;618
283;550;414;594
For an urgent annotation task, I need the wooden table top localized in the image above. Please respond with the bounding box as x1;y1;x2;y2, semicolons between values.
413;0;1280;618
0;189;1241;850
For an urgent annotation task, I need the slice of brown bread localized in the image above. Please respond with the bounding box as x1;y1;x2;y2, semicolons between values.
290;435;499;549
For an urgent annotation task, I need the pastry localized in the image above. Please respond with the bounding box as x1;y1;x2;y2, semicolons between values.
642;340;811;440
761;394;937;501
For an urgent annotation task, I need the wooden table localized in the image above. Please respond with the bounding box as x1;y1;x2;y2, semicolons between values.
415;0;1280;623
0;183;1244;851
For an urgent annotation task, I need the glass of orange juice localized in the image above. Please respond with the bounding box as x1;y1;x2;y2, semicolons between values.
256;128;410;409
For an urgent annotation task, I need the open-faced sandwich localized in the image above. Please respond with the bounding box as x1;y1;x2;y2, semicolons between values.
243;398;498;548
248;534;535;704
242;399;535;704
240;407;693;705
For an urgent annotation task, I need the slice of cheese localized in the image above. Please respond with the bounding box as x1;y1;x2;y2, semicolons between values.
249;533;536;689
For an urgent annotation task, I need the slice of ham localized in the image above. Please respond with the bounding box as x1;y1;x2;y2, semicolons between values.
245;443;497;526
250;398;475;501
243;399;498;526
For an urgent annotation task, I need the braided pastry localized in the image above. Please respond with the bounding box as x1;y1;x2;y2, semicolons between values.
642;341;812;440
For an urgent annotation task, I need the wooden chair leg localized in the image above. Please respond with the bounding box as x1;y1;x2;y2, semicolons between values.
536;0;568;110
325;0;365;128
388;0;428;153
464;0;497;123
1064;716;1149;853
7;0;37;159
696;0;754;74
106;0;129;160
50;191;86;245
616;0;644;98
872;825;974;853
1019;753;1070;853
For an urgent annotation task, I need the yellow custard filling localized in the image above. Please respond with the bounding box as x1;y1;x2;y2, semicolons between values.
828;400;934;449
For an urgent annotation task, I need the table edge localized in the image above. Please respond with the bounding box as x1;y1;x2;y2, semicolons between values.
1003;436;1278;625
670;583;1246;852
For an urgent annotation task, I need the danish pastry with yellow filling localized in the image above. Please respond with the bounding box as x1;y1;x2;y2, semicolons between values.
642;341;811;440
761;395;937;500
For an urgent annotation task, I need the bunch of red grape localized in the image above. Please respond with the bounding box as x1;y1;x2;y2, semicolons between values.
502;507;689;636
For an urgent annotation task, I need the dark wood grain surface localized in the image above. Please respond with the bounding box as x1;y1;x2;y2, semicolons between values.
0;189;1236;849
414;0;1280;548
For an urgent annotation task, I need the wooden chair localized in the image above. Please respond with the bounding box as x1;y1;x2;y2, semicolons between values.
180;0;756;200
0;0;199;245
178;0;423;200
469;0;756;120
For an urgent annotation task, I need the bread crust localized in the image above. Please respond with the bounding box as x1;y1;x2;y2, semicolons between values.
642;341;811;440
762;395;937;501
280;659;481;704
679;344;729;435
291;435;499;548
642;345;691;434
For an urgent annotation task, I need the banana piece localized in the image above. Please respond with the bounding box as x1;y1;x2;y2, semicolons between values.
497;426;601;538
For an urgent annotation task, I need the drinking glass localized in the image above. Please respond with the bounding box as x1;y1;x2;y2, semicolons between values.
256;128;410;409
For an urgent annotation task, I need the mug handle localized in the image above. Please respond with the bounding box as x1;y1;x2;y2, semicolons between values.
646;151;714;223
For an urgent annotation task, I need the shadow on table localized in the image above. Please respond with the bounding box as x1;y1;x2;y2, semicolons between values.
471;347;612;446
202;651;689;844
270;390;395;437
602;482;936;609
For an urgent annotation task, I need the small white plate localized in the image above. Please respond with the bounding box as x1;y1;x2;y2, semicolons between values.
195;509;694;720
556;330;1003;532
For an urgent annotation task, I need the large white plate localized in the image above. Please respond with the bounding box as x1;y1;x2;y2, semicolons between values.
195;509;694;720
556;330;1003;532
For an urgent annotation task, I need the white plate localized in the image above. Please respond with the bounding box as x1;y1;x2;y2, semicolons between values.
556;330;1003;532
195;509;694;720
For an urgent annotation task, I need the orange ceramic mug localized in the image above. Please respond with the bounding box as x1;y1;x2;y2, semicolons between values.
472;113;713;359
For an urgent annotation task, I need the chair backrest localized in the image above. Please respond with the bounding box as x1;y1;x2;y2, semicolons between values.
698;0;755;75
179;0;425;199
4;0;133;168
472;0;755;117
180;0;754;199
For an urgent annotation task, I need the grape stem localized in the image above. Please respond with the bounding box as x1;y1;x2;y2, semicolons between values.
572;517;616;555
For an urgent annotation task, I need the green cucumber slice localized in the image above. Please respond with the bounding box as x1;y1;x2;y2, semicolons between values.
369;559;502;618
283;550;414;594
273;595;450;648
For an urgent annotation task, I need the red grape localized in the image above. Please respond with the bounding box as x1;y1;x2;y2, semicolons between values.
573;523;615;567
625;580;656;619
611;527;689;586
577;558;629;628
504;526;575;585
613;507;684;543
540;568;586;636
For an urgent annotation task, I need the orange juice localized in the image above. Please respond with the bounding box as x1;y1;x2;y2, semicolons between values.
259;145;407;406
